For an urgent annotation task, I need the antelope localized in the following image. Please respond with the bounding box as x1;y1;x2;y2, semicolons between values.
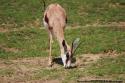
43;3;80;68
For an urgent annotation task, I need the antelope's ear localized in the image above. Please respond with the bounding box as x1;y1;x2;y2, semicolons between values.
62;40;67;51
71;38;80;55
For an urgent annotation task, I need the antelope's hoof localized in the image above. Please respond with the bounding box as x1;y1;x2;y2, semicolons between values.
48;64;52;67
48;62;53;67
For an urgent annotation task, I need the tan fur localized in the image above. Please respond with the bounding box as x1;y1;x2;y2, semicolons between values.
43;3;70;67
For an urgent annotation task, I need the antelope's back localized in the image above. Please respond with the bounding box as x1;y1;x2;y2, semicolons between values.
43;3;67;29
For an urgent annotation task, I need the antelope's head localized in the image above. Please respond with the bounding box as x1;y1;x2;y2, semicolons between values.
61;38;80;68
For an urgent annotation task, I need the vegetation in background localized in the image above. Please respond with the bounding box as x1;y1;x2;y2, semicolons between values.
0;26;125;59
0;0;125;28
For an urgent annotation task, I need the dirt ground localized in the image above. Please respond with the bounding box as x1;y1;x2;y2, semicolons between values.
0;53;118;83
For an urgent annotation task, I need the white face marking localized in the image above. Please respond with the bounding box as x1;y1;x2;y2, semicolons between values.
61;53;71;68
67;60;71;67
61;54;67;67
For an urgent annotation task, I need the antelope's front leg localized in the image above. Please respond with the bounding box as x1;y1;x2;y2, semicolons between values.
48;33;53;67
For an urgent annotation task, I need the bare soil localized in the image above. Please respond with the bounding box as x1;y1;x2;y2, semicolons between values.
0;53;119;83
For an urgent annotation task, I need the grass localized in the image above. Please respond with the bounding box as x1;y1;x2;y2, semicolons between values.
0;54;124;82
83;54;125;82
87;55;125;78
0;0;125;28
28;54;125;82
0;0;125;82
0;26;125;59
0;68;14;77
0;26;125;82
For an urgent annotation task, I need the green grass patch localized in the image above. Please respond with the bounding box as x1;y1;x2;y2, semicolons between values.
0;0;125;27
86;54;125;80
0;26;125;59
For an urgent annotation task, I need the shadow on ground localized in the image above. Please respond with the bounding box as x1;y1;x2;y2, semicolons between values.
53;57;76;65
